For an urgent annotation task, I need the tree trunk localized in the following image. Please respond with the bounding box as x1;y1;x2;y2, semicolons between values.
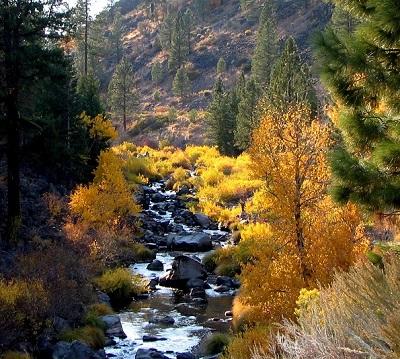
84;0;88;75
3;1;22;243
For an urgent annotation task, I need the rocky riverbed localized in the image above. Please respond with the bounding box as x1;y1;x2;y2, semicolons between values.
105;181;237;359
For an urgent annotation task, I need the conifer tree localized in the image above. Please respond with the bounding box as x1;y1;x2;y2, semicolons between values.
172;67;190;98
234;78;261;151
216;57;227;75
108;58;138;131
208;79;238;156
77;74;104;117
151;62;164;83
110;8;123;64
251;0;278;87
315;0;400;213
269;37;317;113
168;11;189;72
158;11;175;50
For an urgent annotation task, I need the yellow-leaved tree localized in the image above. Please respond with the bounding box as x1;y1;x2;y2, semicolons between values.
236;104;368;323
69;149;140;228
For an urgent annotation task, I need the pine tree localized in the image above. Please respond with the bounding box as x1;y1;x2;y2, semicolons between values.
0;0;69;242
108;58;138;131
172;67;191;98
216;57;227;75
208;78;238;156
151;61;164;83
168;11;189;72
158;11;175;51
234;78;261;151
268;37;317;113
110;8;123;64
77;74;104;117
251;0;278;87
315;0;400;214
73;0;91;76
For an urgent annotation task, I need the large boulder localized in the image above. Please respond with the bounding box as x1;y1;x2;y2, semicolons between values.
52;341;105;359
194;213;212;229
159;255;207;289
100;315;126;339
167;232;212;252
147;259;164;271
135;348;168;359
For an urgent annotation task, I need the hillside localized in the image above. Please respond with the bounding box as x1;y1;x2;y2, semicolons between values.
101;0;332;146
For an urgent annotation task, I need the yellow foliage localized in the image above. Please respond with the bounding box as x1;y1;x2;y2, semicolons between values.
81;112;118;140
69;149;140;227
294;288;320;318
236;105;368;325
1;352;31;359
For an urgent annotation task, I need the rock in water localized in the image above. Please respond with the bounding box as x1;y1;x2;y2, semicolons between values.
100;315;126;339
135;348;168;359
194;213;212;228
167;232;212;252
159;255;207;289
146;259;164;271
52;341;105;359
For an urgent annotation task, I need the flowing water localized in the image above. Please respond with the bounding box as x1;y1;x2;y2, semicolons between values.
106;182;234;358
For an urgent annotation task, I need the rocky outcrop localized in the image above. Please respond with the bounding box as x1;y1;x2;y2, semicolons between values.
167;232;212;252
159;255;207;289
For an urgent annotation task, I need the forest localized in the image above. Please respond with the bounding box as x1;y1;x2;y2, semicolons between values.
0;0;399;358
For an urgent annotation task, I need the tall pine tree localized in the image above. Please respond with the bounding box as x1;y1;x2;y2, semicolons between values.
168;10;189;72
108;58;138;131
269;37;317;113
315;0;400;213
251;0;278;87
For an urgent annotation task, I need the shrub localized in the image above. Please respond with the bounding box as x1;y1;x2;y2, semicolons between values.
262;253;400;359
0;279;49;349
129;243;156;263
202;251;218;272
124;157;159;184
1;352;31;359
205;333;231;355
61;326;105;349
84;303;114;329
94;268;146;308
294;288;320;318
222;326;270;359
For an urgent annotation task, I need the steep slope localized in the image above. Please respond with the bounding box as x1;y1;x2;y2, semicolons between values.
107;0;332;146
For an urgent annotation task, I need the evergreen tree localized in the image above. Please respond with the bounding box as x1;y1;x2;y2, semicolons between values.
251;0;278;87
234;78;261;151
168;11;189;72
108;58;138;131
269;37;317;113
151;61;164;83
73;0;91;76
315;0;400;213
77;74;104;117
110;8;124;64
0;0;69;242
158;11;175;51
208;79;238;156
216;57;227;74
193;0;208;20
172;67;191;98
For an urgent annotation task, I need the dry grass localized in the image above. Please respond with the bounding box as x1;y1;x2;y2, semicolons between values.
254;254;400;359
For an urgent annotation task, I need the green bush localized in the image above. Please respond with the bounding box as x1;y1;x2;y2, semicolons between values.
205;333;231;355
130;243;156;262
202;251;218;272
94;268;146;308
60;326;105;349
84;303;114;329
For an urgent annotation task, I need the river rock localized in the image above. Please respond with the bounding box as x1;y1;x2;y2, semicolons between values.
151;193;165;203
190;287;207;299
149;315;175;325
186;278;206;288
167;232;212;252
177;353;195;359
52;341;105;359
214;285;231;293
135;348;169;359
148;278;159;290
143;335;167;342
100;315;126;339
97;291;111;306
194;213;211;228
147;259;164;271
159;255;207;289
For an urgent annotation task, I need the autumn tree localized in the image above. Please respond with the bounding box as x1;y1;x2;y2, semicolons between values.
315;0;400;214
236;104;367;323
251;0;278;87
108;58;138;131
